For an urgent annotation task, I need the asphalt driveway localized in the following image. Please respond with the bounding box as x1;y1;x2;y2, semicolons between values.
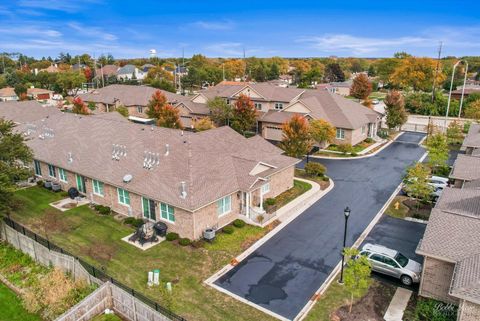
362;215;426;291
214;132;426;320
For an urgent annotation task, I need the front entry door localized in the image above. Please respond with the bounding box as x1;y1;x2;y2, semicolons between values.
142;197;156;221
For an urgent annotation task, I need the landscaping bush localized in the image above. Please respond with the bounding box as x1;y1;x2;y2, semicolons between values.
178;238;191;246
337;143;353;154
264;198;276;206
322;176;330;181
233;219;246;228
222;226;234;234
36;180;44;187
351;152;358;157
463;121;471;134
305;162;326;177
166;232;179;241
378;129;389;139
413;297;457;321
364;137;374;144
123;217;144;228
94;204;111;215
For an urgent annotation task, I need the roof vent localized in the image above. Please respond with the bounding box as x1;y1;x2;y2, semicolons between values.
67;152;73;164
123;174;133;183
165;144;170;156
143;151;160;169
180;181;187;199
112;144;127;160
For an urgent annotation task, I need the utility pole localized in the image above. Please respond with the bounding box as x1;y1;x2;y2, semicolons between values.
431;42;442;103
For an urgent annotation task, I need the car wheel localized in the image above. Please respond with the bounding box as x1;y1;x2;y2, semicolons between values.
401;275;413;286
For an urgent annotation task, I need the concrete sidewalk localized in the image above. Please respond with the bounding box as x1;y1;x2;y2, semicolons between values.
384;287;412;321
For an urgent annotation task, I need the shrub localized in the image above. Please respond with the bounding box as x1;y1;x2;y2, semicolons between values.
413;297;457;321
378;129;389;139
178;238;191;246
36;180;44;187
222;226;234;234
123;217;144;228
305;162;326;177
364;138;374;144
94;204;111;215
351;152;358;157
233;219;246;228
337;143;353;154
191;239;205;248
256;215;265;224
463;121;471;134
166;232;179;241
322;176;330;181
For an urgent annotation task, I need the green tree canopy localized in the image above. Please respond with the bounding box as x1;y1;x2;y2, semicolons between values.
384;90;408;129
207;97;232;126
309;119;336;146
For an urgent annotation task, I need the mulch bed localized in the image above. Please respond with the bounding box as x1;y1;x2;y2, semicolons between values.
331;281;396;321
403;199;433;220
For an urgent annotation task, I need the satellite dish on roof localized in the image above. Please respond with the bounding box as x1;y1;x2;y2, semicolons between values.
123;174;133;183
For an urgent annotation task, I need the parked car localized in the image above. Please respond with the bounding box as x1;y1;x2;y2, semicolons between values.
428;176;449;189
371;99;380;105
432;186;444;201
359;243;422;286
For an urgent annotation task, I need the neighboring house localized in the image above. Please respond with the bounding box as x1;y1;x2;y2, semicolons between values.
77;84;184;120
0;87;54;102
451;88;480;100
117;64;146;81
0;104;299;239
0;100;61;123
318;80;352;96
141;64;155;72
189;82;381;146
462;124;480;155
95;65;119;78
72;63;86;71
450;154;480;187
40;64;60;73
416;187;480;320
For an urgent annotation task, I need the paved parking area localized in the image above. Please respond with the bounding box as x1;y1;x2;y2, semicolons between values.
214;132;426;320
362;215;426;291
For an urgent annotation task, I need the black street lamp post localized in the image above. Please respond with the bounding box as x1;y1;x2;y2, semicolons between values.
339;206;351;284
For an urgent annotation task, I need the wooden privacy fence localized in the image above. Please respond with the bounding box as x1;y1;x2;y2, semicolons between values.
1;217;186;321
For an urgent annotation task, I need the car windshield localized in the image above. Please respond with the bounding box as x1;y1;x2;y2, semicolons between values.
394;253;409;267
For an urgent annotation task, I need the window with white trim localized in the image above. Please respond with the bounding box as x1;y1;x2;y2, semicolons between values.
336;128;345;140
117;188;130;205
34;160;42;176
48;164;56;178
275;103;283;110
261;183;270;195
254;102;262;110
217;195;232;216
92;180;104;196
160;203;175;222
59;168;67;182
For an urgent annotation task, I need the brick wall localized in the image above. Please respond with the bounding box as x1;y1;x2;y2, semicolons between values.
419;256;458;304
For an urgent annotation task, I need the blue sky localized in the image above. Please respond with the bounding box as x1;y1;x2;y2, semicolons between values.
1;0;479;59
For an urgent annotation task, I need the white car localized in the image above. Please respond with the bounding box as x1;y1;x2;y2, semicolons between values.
372;99;380;105
428;176;449;189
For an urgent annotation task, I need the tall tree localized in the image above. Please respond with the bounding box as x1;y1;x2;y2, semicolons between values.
0;118;33;213
350;74;372;99
207;97;232;126
426;133;449;172
56;71;86;95
193;117;215;131
404;163;433;207
384;90;408;129
464;100;480;121
390;57;446;91
231;94;257;135
309;119;336;147
324;63;345;82
280;115;313;158
14;83;28;100
146;90;182;128
146;90;168;119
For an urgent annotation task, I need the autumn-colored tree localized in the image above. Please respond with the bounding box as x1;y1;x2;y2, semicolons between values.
362;98;373;109
446;120;463;144
223;59;246;79
14;83;28;101
72;97;89;115
464;100;480;121
193;117;215;131
231;94;257;135
146;90;168;119
404;163;433;208
384;90;408;129
83;66;92;81
309;119;336;147
350;74;372;99
390;57;446;91
157;105;183;129
145;66;174;82
280;115;313;158
426;133;449;172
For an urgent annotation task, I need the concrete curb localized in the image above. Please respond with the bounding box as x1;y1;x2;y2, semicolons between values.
309;132;404;160
295;150;429;321
204;179;335;320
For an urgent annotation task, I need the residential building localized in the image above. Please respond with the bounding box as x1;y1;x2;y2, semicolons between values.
117;64;146;81
188;82;381;146
462;124;480;156
0;100;60;123
451;88;480;100
450;154;480;187
317;80;352;96
0;102;299;239
77;84;185;120
95;65;119;78
0;87;54;102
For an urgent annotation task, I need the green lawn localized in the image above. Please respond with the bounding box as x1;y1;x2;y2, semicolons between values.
267;180;312;210
0;282;42;321
385;196;410;219
10;187;277;321
91;314;123;321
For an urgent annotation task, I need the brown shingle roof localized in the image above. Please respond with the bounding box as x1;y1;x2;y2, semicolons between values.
78;85;183;107
450;253;480;304
95;65;118;77
16;113;298;211
462;124;480;149
0;101;61;123
451;154;480;181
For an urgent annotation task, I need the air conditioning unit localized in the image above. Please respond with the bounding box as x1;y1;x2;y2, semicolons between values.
203;228;216;242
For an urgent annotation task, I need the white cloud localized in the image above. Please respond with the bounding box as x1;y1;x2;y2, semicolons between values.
204;42;244;56
68;22;118;41
17;0;101;13
0;26;62;38
192;20;235;31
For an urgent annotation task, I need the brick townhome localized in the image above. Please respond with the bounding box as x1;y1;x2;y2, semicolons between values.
0;101;299;239
416;150;480;320
462;123;480;156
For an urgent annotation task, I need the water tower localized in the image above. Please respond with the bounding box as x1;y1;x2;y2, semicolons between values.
149;49;157;58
